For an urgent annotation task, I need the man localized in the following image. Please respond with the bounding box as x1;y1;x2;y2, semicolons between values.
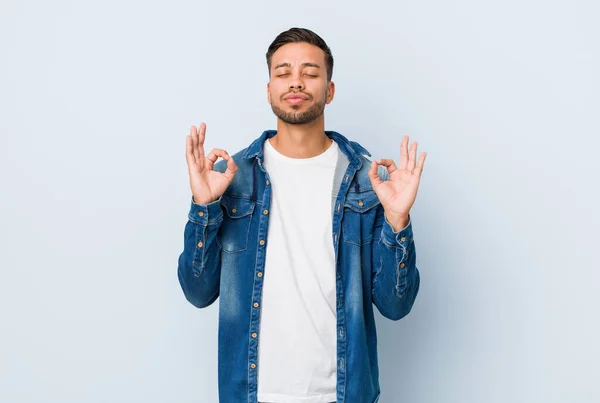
178;27;426;403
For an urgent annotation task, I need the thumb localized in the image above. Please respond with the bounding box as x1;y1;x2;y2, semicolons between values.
368;160;383;189
223;156;238;181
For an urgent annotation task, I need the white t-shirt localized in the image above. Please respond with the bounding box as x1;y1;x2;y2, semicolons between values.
256;137;339;403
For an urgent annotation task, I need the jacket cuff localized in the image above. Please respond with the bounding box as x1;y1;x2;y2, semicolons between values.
381;214;413;248
188;196;223;225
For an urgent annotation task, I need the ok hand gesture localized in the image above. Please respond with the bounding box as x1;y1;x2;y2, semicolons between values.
186;122;238;205
368;136;427;231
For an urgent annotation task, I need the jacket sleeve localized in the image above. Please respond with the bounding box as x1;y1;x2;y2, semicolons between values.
177;196;224;308
371;203;420;321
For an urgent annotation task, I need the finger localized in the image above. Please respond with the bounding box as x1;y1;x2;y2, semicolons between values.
205;148;230;170
408;141;418;172
190;125;201;169
414;152;427;177
399;136;409;170
368;160;382;188
377;158;398;175
185;133;197;168
223;156;239;181
196;122;206;163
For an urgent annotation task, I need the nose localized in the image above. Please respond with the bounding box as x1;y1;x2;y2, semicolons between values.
289;73;304;91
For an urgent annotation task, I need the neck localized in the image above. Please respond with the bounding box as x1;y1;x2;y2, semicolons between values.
270;115;332;158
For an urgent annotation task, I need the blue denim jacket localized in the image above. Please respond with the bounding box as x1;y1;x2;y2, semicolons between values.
178;130;420;403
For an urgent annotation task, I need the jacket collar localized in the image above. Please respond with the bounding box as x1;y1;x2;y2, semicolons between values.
241;129;371;169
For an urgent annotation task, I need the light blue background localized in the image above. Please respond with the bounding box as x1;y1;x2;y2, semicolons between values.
1;0;598;402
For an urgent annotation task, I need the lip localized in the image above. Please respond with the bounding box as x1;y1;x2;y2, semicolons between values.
283;93;309;103
285;97;307;104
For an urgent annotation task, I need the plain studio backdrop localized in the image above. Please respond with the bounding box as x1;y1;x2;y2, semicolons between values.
1;0;598;402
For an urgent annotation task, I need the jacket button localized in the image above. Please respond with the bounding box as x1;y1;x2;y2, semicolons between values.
358;200;363;207
250;363;256;369
266;180;270;185
197;241;203;248
400;263;405;268
197;211;204;216
400;237;406;242
252;333;257;338
263;209;269;215
259;240;265;245
253;302;259;308
257;272;263;277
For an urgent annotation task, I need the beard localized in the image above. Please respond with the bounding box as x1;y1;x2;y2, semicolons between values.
271;95;326;125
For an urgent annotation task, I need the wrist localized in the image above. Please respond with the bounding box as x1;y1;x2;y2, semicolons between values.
193;195;217;205
384;212;410;232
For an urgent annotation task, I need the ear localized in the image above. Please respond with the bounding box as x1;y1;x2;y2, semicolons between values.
326;81;335;104
267;82;271;104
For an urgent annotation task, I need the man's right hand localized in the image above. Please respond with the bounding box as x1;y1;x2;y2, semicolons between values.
185;122;238;204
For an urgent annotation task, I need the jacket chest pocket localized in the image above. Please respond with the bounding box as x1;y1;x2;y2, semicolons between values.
217;195;255;253
342;190;380;246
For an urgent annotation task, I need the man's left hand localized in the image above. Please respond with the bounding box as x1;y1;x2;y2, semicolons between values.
368;135;427;232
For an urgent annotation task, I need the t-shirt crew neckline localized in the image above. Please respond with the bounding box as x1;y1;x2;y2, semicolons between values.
264;137;337;163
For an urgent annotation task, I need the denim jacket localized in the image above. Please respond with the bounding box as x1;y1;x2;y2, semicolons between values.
177;129;420;403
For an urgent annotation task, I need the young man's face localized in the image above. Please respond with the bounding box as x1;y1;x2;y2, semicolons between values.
267;42;335;125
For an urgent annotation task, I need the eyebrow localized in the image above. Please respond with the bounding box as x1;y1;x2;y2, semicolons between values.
273;62;321;70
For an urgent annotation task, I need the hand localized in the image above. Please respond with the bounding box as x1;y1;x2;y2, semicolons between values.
185;122;238;204
368;135;427;231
